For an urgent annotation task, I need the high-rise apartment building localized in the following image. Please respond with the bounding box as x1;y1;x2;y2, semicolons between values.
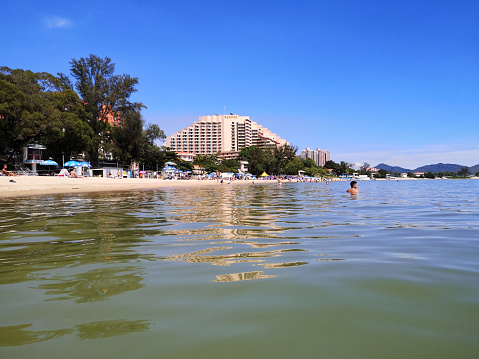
166;114;288;155
301;147;330;167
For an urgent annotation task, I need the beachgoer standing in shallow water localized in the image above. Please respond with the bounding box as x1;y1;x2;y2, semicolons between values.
347;180;358;195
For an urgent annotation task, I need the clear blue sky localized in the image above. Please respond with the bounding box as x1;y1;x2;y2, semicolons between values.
2;0;478;169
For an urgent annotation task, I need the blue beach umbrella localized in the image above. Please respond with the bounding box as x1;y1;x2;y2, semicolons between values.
78;162;92;167
64;160;81;167
40;160;58;166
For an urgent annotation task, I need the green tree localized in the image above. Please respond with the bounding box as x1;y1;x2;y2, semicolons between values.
239;146;267;176
140;123;167;170
359;162;370;175
457;167;470;177
109;108;144;165
303;157;317;169
270;144;298;174
302;157;319;176
0;67;93;165
67;55;144;164
339;161;354;175
284;157;304;175
324;160;341;176
375;169;389;178
218;159;240;173
193;154;218;173
317;167;331;177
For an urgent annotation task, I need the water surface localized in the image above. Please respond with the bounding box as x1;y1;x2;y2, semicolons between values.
1;180;478;358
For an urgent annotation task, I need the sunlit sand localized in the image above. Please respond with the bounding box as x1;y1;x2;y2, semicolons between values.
0;176;275;198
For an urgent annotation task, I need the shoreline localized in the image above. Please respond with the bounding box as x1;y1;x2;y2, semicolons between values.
1;176;477;199
0;176;278;198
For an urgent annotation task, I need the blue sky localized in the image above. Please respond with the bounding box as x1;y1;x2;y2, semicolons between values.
2;0;478;169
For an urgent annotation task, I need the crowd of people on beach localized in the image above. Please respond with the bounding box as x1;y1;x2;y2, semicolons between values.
3;161;362;196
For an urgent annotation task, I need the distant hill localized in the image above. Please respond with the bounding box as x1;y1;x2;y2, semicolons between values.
375;162;479;174
470;164;479;174
375;163;411;173
414;163;463;173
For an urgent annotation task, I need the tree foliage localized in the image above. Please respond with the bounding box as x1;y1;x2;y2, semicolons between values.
193;154;218;173
67;55;144;164
238;145;314;176
1;57;166;170
0;67;93;164
457;167;470;177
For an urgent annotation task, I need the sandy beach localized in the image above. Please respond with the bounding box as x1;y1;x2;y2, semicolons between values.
0;176;275;198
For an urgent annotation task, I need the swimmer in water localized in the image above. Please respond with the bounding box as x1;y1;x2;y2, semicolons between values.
346;180;358;195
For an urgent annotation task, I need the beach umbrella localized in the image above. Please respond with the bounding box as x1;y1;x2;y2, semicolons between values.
260;171;268;177
40;160;58;166
64;160;81;167
78;161;92;167
139;170;146;174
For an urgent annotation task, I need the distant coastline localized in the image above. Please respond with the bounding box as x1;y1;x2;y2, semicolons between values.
375;162;479;174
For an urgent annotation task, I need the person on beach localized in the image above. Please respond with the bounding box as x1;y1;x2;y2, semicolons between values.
346;181;358;195
59;168;69;177
2;164;16;176
70;169;78;178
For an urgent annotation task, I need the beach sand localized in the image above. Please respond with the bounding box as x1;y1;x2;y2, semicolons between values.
1;176;273;198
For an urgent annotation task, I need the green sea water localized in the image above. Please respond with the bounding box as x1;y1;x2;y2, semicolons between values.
1;180;478;358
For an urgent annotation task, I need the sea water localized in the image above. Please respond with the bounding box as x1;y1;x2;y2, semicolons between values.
1;180;478;359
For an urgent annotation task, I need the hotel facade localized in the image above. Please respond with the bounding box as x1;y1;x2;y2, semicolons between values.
166;114;288;155
301;147;331;167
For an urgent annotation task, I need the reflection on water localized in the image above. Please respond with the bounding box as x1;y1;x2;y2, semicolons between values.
1;181;479;357
74;320;152;340
0;320;152;346
214;271;275;282
165;246;307;267
0;324;74;347
36;266;144;302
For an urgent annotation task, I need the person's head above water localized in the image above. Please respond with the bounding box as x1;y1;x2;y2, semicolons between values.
347;181;358;194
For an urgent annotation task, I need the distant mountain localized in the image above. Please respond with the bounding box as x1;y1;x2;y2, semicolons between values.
469;164;479;174
375;162;479;174
414;163;463;173
375;163;411;173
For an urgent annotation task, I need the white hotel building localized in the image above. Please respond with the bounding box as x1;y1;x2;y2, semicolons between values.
166;114;288;156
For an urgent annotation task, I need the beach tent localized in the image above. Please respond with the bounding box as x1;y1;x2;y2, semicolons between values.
260;171;268;177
